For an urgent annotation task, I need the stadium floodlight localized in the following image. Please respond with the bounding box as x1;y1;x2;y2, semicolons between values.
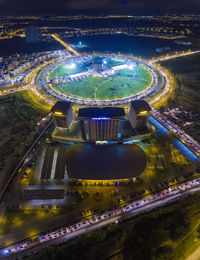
65;63;76;69
128;64;134;70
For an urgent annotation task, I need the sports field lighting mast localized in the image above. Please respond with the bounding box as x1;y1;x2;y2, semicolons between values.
65;63;76;69
70;63;76;69
102;60;107;67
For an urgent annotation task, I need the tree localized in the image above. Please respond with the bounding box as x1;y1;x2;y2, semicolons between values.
155;246;176;260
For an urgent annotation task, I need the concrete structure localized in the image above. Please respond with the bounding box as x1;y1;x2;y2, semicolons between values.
66;144;147;180
51;101;152;144
25;26;41;43
128;100;151;129
51;101;73;129
78;107;125;141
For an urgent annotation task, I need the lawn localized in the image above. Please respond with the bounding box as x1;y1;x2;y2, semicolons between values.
55;77;102;99
49;56;124;80
51;64;152;100
49;64;86;80
160;53;200;111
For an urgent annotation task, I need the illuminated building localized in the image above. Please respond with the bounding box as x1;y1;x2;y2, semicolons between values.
25;26;41;43
51;101;73;129
78;107;125;141
128;100;151;129
51;101;151;144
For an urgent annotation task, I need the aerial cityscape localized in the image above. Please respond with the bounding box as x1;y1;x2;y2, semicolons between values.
1;1;200;259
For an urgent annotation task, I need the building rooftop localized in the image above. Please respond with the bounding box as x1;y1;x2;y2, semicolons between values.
131;100;151;114
51;101;71;114
78;107;125;119
66;144;147;180
24;189;65;200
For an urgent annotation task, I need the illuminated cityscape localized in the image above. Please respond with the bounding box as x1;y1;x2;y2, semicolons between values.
0;1;200;259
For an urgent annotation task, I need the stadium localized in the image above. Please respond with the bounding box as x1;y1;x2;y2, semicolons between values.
36;53;162;106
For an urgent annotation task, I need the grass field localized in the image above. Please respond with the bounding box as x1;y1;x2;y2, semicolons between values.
160;53;200;111
49;56;124;80
50;61;152;100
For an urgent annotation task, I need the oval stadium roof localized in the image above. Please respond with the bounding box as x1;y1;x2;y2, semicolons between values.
66;144;147;180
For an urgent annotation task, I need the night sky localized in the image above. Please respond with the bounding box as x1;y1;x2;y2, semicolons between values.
0;0;199;15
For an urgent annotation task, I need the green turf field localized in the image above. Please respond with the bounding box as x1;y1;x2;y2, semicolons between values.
48;57;152;100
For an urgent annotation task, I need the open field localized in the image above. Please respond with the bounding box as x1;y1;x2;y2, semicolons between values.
57;77;102;99
21;90;52;112
49;56;124;80
160;53;200;111
0;93;45;194
50;64;152;100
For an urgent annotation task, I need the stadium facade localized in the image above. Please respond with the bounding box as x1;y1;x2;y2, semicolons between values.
78;107;125;141
51;101;73;129
128;100;151;129
51;100;151;143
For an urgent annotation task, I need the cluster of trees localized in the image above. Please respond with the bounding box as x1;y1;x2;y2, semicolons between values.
12;93;43;130
27;193;200;260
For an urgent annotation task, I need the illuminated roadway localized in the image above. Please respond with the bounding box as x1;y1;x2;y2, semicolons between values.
0;48;199;161
51;34;80;56
2;180;200;259
0;119;54;220
151;50;200;63
1;46;200;258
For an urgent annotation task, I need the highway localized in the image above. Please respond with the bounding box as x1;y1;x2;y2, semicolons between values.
0;44;200;259
2;180;200;259
152;50;200;63
0;119;54;220
0;85;30;96
151;110;200;160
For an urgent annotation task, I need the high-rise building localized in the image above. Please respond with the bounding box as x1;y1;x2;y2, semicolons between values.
78;107;125;141
128;100;151;129
51;101;73;129
25;26;41;43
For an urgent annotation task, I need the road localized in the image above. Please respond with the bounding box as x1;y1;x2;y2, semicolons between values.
1;44;200;259
151;110;200;160
51;34;79;56
2;182;200;259
0;120;54;224
186;245;200;260
151;50;200;63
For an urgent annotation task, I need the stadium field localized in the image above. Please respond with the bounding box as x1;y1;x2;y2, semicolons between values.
48;56;152;100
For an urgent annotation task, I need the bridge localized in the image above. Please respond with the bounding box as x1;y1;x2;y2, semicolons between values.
51;34;80;56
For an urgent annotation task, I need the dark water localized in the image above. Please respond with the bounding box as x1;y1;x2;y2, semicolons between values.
66;34;194;59
0;34;194;58
0;37;64;56
66;143;147;180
